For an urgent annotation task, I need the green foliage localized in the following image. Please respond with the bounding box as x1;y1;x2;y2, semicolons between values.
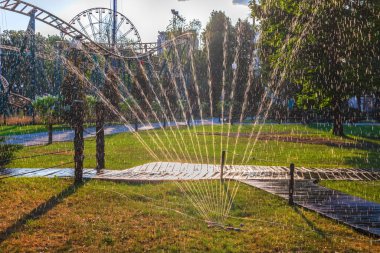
0;30;60;98
202;11;259;121
0;137;21;168
85;95;97;122
60;48;88;126
202;11;235;115
119;97;137;121
254;0;380;134
32;95;60;125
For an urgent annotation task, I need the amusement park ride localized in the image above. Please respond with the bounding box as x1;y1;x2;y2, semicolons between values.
0;0;194;111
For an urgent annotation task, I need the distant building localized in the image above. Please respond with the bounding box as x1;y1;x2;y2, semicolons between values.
348;95;378;113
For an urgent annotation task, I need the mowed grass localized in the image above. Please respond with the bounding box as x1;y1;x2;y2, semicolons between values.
320;181;380;204
0;178;378;252
8;124;380;170
0;124;69;137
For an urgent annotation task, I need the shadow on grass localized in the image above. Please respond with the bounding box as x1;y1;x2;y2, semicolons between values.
308;124;380;169
308;123;380;140
223;181;234;211
292;205;328;239
0;180;87;243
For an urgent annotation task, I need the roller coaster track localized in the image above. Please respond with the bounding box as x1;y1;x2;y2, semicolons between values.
0;0;193;60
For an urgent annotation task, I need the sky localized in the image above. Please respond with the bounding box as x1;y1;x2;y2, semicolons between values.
0;0;251;42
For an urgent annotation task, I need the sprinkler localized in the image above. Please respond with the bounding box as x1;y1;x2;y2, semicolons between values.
206;221;243;232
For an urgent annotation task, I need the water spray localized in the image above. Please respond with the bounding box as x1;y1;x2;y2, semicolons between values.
205;150;244;231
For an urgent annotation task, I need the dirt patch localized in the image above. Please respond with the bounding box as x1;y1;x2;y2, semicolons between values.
1;116;39;125
198;132;379;149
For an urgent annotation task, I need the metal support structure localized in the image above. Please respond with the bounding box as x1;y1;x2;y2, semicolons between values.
31;11;36;123
28;9;37;100
0;38;5;125
289;163;295;205
220;150;226;183
0;30;2;78
112;0;117;49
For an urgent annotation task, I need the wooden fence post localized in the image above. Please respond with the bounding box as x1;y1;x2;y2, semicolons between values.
289;163;295;205
221;150;226;183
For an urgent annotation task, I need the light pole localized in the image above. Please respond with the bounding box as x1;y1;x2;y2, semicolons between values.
171;9;184;32
112;0;117;49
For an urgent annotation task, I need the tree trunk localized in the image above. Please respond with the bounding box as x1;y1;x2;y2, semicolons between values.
32;110;35;125
134;119;139;132
332;98;344;136
356;95;361;113
3;114;6;125
48;124;53;145
74;100;84;184
96;102;105;172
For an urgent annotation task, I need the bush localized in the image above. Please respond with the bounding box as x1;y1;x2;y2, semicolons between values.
32;95;60;125
0;137;22;168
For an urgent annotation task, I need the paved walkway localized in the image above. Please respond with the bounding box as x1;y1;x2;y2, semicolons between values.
4;120;379;147
94;163;380;182
240;179;380;237
3;119;218;146
2;162;379;181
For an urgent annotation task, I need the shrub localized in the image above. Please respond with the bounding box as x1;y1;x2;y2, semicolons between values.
0;137;22;168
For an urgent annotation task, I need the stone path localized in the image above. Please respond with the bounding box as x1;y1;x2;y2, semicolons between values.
94;163;380;182
2;162;379;181
240;180;380;237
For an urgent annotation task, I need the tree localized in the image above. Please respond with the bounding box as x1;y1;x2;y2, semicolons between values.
230;19;257;123
252;0;380;135
32;95;59;144
61;46;87;184
85;95;97;123
95;62;124;171
0;30;58;100
202;11;236;116
0;89;9;125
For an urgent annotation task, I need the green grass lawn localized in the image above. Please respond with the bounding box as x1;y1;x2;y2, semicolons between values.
320;181;380;203
0;123;100;137
0;125;69;137
7;124;380;170
0;178;378;252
